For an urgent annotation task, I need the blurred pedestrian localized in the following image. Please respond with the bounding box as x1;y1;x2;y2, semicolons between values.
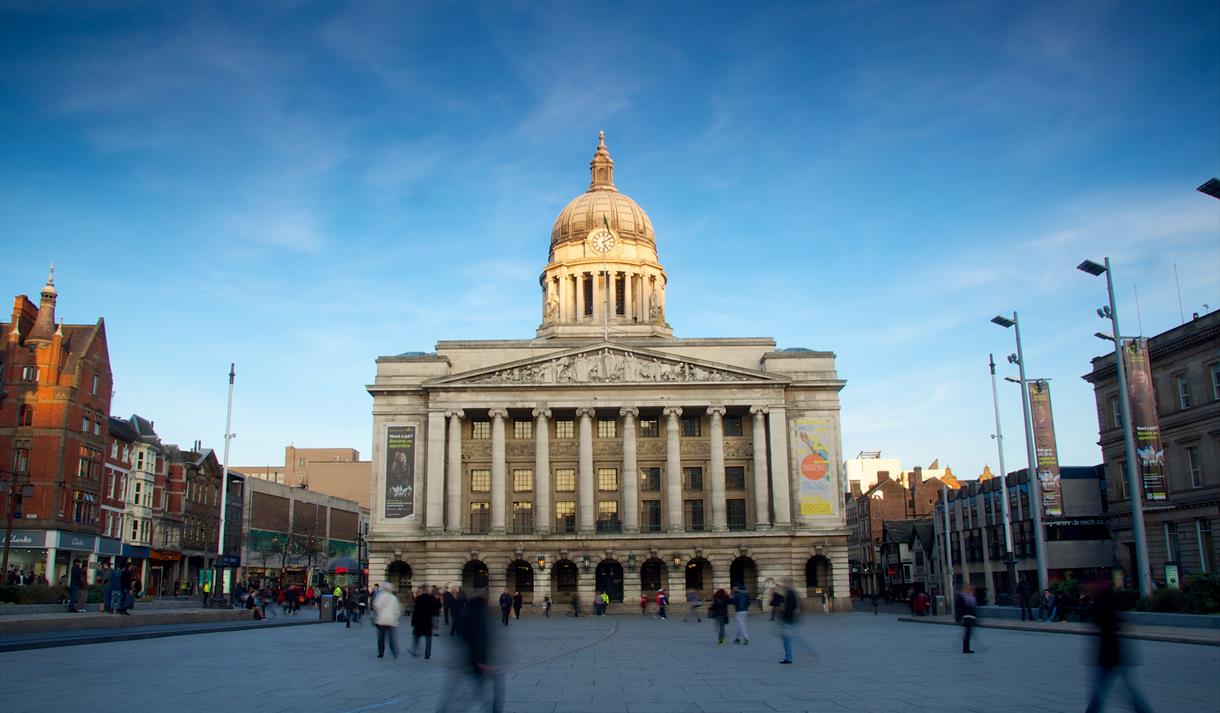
769;588;783;621
656;588;668;619
67;560;85;613
512;591;523;619
431;585;443;633
442;585;455;626
599;590;609;615
1085;577;1151;713
1017;576;1034;622
685;588;702;622
411;585;440;659
438;587;503;713
571;592;581;618
710;588;730;644
498;590;512;626
1039;588;1057;622
777;580;801;664
372;581;401;659
731;585;751;644
543;594;552;618
450;587;466;635
639;592;649;616
955;584;978;654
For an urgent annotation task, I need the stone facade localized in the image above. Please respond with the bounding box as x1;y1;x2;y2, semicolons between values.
366;135;850;610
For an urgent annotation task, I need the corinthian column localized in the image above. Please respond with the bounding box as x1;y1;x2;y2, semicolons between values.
708;406;727;532
663;407;684;532
533;407;552;534
768;406;791;527
620;407;639;533
750;406;771;529
426;409;446;534
490;408;508;534
446;409;464;532
576;407;596;533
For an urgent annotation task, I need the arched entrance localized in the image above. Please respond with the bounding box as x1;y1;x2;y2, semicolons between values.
507;560;535;602
730;556;759;598
685;557;712;599
806;555;831;595
462;560;489;592
595;560;624;602
640;558;667;595
385;560;412;599
552;559;578;603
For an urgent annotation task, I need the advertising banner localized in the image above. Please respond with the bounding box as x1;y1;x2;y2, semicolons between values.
1027;379;1063;518
790;418;836;518
1122;339;1167;501
384;425;417;519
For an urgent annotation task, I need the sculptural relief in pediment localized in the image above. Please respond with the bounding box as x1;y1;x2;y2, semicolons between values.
456;347;769;386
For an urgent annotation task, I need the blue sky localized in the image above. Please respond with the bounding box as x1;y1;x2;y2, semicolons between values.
2;1;1217;478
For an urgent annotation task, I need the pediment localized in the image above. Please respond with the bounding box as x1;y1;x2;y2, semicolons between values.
429;343;787;387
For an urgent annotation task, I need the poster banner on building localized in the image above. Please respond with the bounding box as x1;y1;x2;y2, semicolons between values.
1027;380;1063;518
790;418;836;518
384;425;416;519
1122;338;1167;501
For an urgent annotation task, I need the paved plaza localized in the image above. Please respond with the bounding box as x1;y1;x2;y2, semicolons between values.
1;611;1216;713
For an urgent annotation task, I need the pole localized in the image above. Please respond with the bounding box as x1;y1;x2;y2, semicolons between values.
602;255;610;341
988;355;1017;593
2;479;16;577
1011;313;1049;592
941;484;954;616
216;363;236;606
1105;258;1152;597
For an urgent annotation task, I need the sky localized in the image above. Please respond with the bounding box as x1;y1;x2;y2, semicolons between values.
1;1;1217;479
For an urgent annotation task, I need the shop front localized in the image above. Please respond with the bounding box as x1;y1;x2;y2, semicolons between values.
95;537;123;584
50;532;96;586
3;529;49;580
149;550;182;596
122;544;151;594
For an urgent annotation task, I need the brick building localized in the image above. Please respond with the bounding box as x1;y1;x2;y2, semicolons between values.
845;468;945;597
234;445;371;509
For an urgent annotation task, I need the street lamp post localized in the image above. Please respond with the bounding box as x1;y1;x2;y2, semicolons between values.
1078;258;1152;597
214;363;236;607
991;313;1049;592
2;474;34;576
987;354;1018;594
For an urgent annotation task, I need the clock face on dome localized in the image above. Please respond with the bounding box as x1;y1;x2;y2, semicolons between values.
589;228;616;254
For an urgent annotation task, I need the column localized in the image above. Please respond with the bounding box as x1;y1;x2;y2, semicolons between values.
592;270;602;323
576;273;585;321
768;407;792;527
533;407;552;534
750;406;771;529
490;408;508;534
426;409;446;533
560;272;570;322
446;409;464;532
620;407;639;533
576;407;595;534
609;270;618;317
624;271;634;321
708;406;727;532
663;407;684;532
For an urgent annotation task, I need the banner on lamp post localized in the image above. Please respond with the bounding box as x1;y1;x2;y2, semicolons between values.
1122;338;1167;501
1027;379;1063;518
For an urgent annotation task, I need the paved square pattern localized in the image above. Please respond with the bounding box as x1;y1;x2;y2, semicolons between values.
1;611;1215;713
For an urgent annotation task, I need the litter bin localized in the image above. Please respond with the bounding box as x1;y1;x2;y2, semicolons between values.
320;594;335;621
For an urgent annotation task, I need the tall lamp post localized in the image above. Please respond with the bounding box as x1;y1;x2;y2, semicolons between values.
991;313;1049;592
987;355;1018;593
2;474;34;576
1078;258;1152;597
215;363;237;607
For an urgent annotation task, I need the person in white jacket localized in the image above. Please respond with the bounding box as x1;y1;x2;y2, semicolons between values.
372;581;402;659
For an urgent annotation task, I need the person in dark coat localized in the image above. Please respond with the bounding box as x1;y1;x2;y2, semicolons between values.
1016;576;1034;622
511;591;523;620
498;590;512;626
954;584;978;654
442;586;455;626
450;587;466;636
438;588;503;713
1085;579;1151;713
410;587;440;659
117;564;134;615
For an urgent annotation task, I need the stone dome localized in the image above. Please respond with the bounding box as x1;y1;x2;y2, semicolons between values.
550;132;655;249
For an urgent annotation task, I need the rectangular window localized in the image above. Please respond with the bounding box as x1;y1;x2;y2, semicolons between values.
81;411;90;432
1177;374;1192;410
18;405;33;426
681;415;701;437
513;420;533;439
555;420;575;439
726;499;747;530
683;499;705;532
470;469;491;493
1187;446;1202;488
682;467;703;491
110;441;118;459
1211;363;1220;401
513;468;534;492
642;500;662;532
555;501;576;534
470;503;490;535
131;519;140;540
723;415;743;437
597;420;617;439
512;501;533;533
93;417;101;435
725;466;746;490
639;419;659;438
78;457;90;478
21;366;37;382
1110;396;1122;428
597;467;618;491
596;500;621;532
133;482;143;506
640;467;661;491
1198;520;1214;573
1165;522;1181;562
1117;461;1128;499
555;468;576;492
11;447;29;474
470;420;491;440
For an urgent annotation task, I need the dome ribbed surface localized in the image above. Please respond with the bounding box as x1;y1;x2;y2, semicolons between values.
550;189;655;248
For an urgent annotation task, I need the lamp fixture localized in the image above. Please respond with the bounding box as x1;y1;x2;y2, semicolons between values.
580;554;590;571
991;315;1015;329
536;555;546;571
671;553;683;569
1077;259;1107;276
1094;332;1115;342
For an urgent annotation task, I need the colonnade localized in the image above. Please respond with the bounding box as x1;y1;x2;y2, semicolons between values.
542;268;664;324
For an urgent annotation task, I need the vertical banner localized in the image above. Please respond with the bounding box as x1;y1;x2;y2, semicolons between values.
384;426;416;518
1122;339;1167;501
1027;380;1063;518
790;418;835;518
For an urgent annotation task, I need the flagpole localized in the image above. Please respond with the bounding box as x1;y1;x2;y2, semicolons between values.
216;363;235;605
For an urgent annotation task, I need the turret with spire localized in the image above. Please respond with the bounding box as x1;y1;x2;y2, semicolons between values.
27;263;59;342
588;130;617;192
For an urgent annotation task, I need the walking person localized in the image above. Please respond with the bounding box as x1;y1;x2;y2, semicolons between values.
769;588;783;621
67;560;85;613
410;586;440;659
955;584;978;654
345;587;359;628
372;581;401;659
442;585;455;627
571;592;581;618
543;594;552;618
431;586;443;634
498;589;512;626
202;579;211;608
731;585;751;644
1017;576;1034;622
512;591;523;620
438;587;503;713
599;590;609;616
710;588;730;644
639;592;649;616
1085;577;1151;713
685;588;702;622
778;580;801;664
117;563;135;615
656;588;668;620
450;587;466;636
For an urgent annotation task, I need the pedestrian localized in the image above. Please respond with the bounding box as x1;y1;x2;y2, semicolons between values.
372;581;401;659
431;585;443;633
97;564;113;613
710;588;730;644
67;560;85;613
450;586;466;636
345;587;359;628
1017;576;1034;622
438;587;503;713
1039;588;1058;622
1085;577;1151;713
202;579;211;608
543;594;552;618
955;584;978;654
685;588;702;622
778;580;801;664
498;589;512;626
117;563;134;615
639;592;649;616
768;588;783;621
731;585;751;644
571;592;581;618
411;585;440;659
442;585;455;626
512;591;523;620
109;565;125;614
358;587;369;623
870;592;880;615
599;590;609;616
656;588;668;620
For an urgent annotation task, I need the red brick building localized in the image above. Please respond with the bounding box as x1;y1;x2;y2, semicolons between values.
1;269;113;583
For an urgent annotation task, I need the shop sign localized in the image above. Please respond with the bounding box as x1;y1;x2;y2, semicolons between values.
97;537;123;556
5;529;47;548
150;549;181;561
122;544;150;559
57;532;96;551
218;554;241;567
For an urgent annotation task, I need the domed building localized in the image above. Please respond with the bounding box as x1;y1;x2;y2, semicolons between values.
367;134;850;611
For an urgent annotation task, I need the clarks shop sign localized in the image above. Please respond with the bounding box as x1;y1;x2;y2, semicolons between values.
6;530;47;548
